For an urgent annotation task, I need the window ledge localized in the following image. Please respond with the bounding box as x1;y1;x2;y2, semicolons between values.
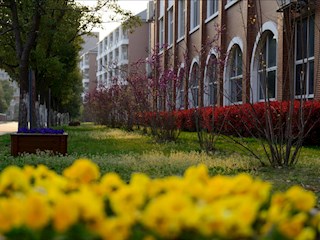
225;0;239;10
258;98;276;102
226;100;242;106
295;94;314;99
205;12;219;24
176;36;185;44
167;43;173;50
189;25;200;35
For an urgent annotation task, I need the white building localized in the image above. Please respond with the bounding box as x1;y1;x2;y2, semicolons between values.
96;25;129;88
96;10;149;88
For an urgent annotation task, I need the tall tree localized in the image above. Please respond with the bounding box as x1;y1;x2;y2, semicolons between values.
0;0;139;128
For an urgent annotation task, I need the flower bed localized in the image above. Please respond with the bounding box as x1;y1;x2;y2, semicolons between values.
0;159;318;239
18;127;64;134
11;128;67;156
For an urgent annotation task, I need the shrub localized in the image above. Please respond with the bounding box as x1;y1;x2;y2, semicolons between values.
136;101;320;145
0;159;319;239
68;121;81;127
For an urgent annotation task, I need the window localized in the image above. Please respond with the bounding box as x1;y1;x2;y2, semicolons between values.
225;0;239;9
229;45;242;103
178;0;185;39
176;67;185;109
159;0;164;17
121;45;128;60
189;62;200;108
168;6;174;45
207;0;218;19
295;15;314;97
159;17;164;49
190;0;200;30
158;0;165;50
205;54;218;106
258;32;277;100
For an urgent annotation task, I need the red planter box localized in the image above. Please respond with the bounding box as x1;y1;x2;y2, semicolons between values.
11;133;68;156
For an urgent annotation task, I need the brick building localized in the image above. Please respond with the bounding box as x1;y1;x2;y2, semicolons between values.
148;0;320;110
79;48;98;100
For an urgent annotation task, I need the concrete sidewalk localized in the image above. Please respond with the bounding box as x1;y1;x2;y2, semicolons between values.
0;122;18;135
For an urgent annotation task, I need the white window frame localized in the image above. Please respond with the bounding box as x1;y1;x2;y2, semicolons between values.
224;37;243;105
159;0;165;17
250;21;278;103
176;64;185;109
257;32;277;101
168;0;174;8
225;0;239;10
188;59;200;108
190;0;200;32
206;0;219;21
177;0;185;41
168;5;174;46
159;17;164;50
294;15;315;98
229;46;243;104
204;51;218;106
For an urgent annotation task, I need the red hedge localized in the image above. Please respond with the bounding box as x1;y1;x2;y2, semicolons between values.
135;101;320;145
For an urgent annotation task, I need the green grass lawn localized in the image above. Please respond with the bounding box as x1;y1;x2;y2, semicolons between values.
0;122;319;206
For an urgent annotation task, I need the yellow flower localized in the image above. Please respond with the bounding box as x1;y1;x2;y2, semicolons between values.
71;186;105;225
296;227;316;240
0;166;30;194
130;172;150;193
24;193;51;229
110;185;145;220
99;172;125;196
285;186;316;212
198;196;258;238
184;164;209;184
141;192;194;238
0;197;24;232
230;173;254;195
63;158;100;184
96;217;131;240
52;196;79;232
279;213;308;239
205;175;233;201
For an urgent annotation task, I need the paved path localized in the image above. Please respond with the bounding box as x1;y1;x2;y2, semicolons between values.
0;122;18;135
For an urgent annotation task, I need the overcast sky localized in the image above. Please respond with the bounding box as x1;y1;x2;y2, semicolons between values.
76;0;149;39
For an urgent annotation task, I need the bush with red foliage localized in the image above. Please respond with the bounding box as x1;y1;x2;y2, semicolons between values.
135;100;320;146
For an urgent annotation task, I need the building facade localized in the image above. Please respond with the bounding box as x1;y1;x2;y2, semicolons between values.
149;0;320;110
96;10;149;88
79;48;98;100
80;32;99;56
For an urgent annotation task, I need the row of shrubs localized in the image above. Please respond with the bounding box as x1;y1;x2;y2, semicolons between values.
135;101;320;145
0;159;319;239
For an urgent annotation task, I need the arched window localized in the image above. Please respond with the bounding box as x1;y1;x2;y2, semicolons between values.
258;31;277;100
251;21;278;102
189;62;199;108
204;54;218;106
176;67;185;109
229;45;242;103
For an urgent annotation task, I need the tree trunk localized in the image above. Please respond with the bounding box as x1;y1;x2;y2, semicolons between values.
10;0;41;129
18;65;29;129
